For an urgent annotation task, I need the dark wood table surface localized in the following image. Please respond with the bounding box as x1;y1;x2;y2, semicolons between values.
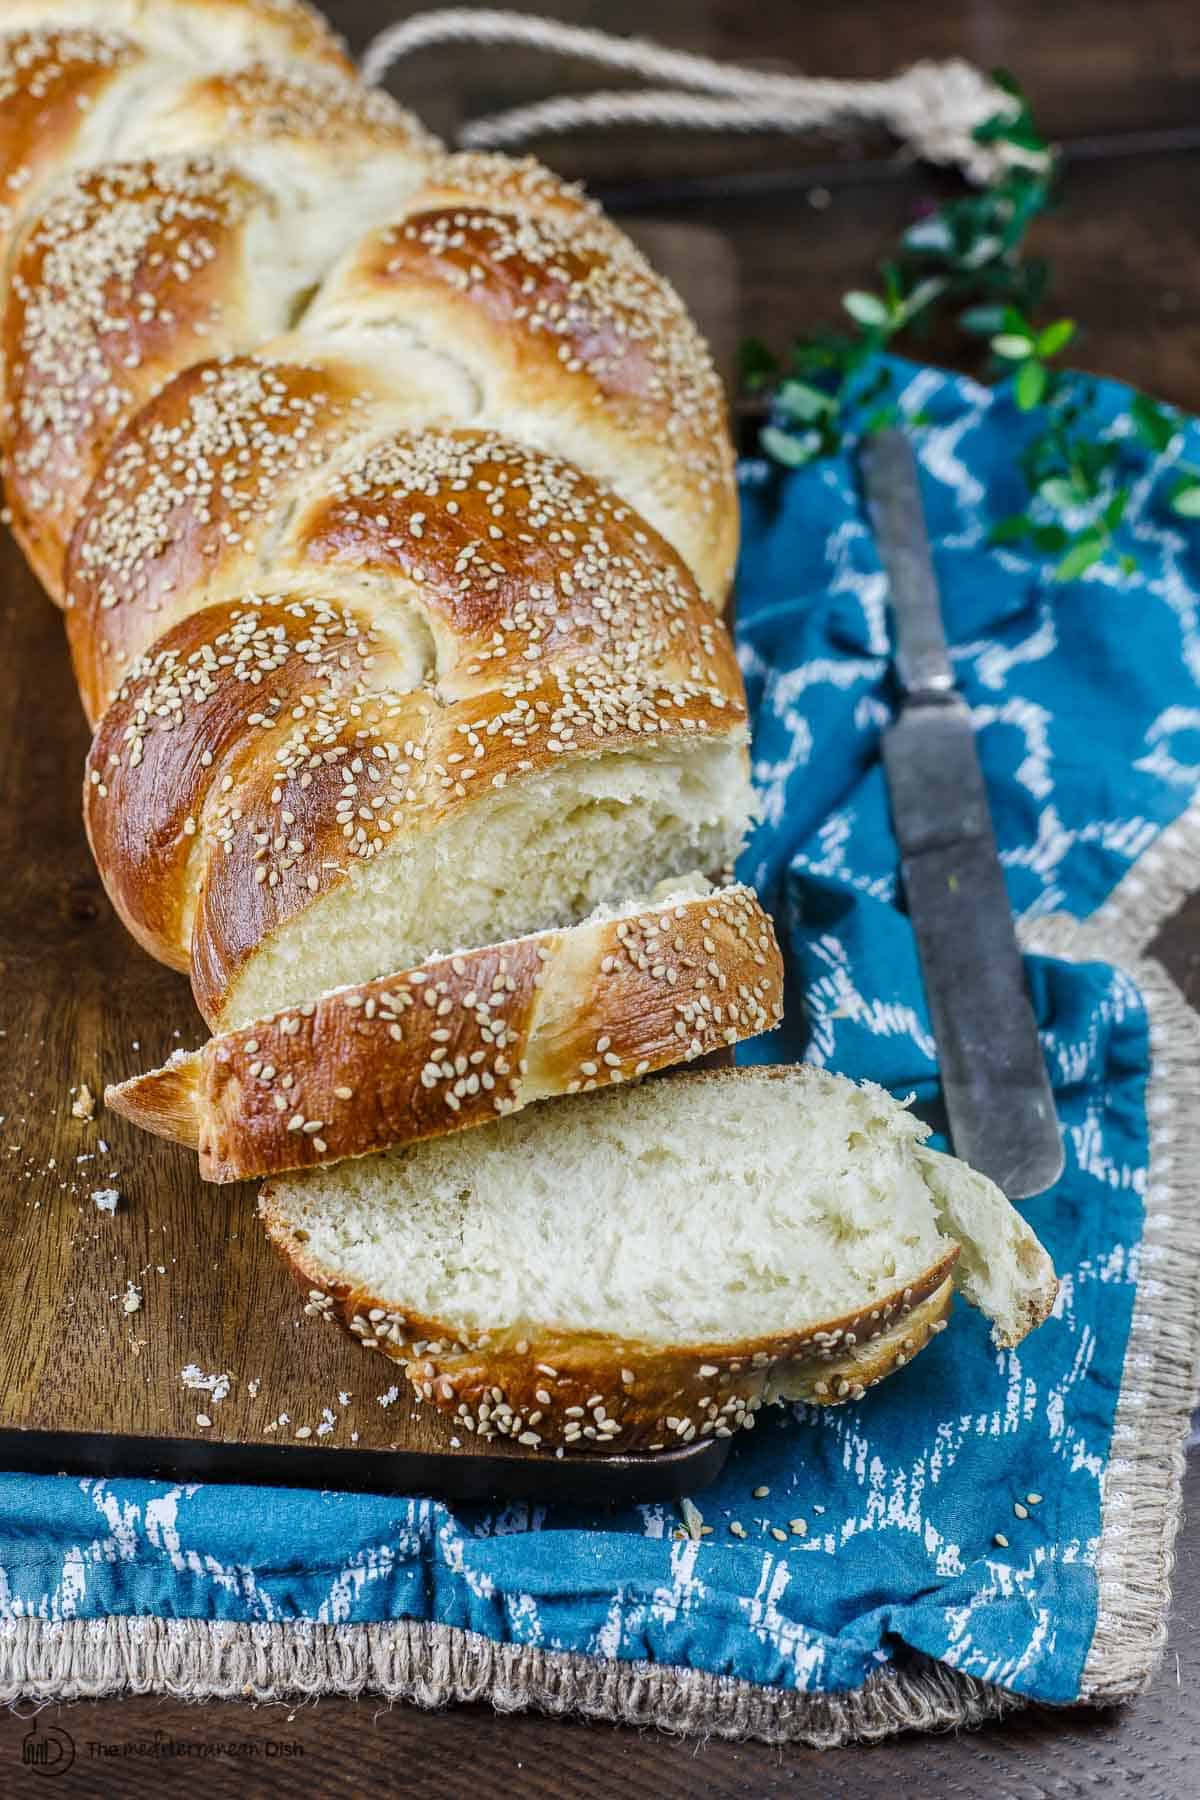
4;0;1199;1792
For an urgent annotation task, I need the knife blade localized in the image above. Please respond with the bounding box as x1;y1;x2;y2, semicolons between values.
861;429;1064;1199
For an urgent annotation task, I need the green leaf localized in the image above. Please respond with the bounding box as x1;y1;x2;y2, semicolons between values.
1031;523;1070;553
842;290;890;329
759;424;819;468
992;332;1034;359
1014;359;1048;410
1054;538;1104;582
1119;554;1137;577
863;404;899;435
1103;489;1129;532
1130;392;1175;454
777;380;836;422
1002;304;1032;335
1171;482;1200;518
737;336;779;391
1035;318;1076;358
960;233;1004;271
989;513;1031;544
1038;477;1078;511
898;277;946;322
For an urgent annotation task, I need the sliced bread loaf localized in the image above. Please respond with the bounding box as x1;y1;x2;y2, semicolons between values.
260;1065;1058;1454
106;880;783;1181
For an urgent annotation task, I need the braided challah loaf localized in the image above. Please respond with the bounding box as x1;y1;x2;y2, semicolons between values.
1;0;1056;1454
0;1;747;1037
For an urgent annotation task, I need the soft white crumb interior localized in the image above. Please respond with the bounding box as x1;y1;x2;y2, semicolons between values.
270;1067;956;1343
224;742;750;1026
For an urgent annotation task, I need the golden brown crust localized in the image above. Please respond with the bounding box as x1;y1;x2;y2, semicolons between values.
282;428;743;700
187;669;743;1028
305;152;738;604
259;1179;960;1454
2;155;267;595
84;587;744;1024
132;59;434;162
0;29;145;276
64;357;385;719
106;885;784;1180
0;2;351;73
67;407;739;723
81;423;747;1025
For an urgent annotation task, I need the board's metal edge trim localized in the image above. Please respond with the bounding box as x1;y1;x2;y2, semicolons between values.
0;1425;731;1503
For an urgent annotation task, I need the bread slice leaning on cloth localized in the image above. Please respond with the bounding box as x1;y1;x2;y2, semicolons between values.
260;1066;1059;1454
105;880;784;1182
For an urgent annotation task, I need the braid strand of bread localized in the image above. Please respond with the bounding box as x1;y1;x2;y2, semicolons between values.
0;0;748;1040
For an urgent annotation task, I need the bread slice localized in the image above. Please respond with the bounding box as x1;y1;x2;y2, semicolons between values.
106;880;782;1182
260;1066;1058;1454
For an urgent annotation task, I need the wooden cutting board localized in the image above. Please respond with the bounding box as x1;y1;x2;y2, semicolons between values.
0;533;728;1503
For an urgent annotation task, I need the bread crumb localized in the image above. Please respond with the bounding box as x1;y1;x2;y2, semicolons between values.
71;1084;96;1121
121;1281;142;1314
729;1521;747;1539
92;1188;120;1215
378;1386;400;1408
181;1365;231;1404
789;1518;807;1536
752;1484;770;1499
195;1413;212;1429
247;1379;261;1398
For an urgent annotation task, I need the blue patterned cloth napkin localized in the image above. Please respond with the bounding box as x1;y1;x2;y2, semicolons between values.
3;358;1200;1709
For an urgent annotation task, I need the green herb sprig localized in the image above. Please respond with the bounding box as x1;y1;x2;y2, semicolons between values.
743;75;1193;582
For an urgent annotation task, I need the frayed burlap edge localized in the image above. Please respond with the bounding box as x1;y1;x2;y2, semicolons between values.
1;923;1196;1743
1021;918;1200;1704
0;1615;1026;1747
1090;788;1200;958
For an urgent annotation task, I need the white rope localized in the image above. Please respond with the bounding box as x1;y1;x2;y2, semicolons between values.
361;8;1047;186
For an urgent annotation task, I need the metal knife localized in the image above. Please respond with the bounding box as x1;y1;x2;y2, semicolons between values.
861;429;1064;1199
